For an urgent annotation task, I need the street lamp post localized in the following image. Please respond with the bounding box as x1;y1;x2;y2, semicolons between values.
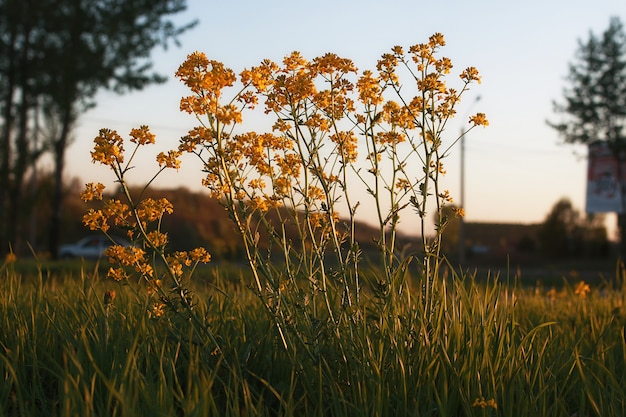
459;126;466;264
458;96;480;265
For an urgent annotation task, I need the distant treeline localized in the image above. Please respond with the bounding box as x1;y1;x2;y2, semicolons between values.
17;181;610;264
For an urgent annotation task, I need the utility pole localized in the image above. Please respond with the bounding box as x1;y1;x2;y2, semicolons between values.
458;95;481;264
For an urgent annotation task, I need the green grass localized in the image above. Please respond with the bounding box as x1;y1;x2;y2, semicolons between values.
1;263;625;416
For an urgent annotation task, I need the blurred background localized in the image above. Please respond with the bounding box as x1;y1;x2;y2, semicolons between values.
1;0;624;276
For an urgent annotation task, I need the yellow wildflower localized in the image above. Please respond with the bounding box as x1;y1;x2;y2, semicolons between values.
102;199;131;226
179;126;212;152
250;196;269;212
472;397;497;409
179;95;208;115
5;252;16;264
574;281;590;298
80;182;105;202
356;70;383;105
170;262;184;277
272;176;291;197
174;251;192;267
546;287;558;301
438;190;453;203
376;53;399;84
408;42;435;66
189;247;211;263
83;209;109;232
307;185;325;201
308;212;324;229
146;231;168;248
418;72;446;93
107;267;128;282
330;131;358;162
312;53;356;75
274;155;296;178
272;118;292;133
147;279;162;296
148;302;166;318
429;33;446;48
136;198;173;223
105;245;146;267
248;178;266;190
215;103;243;125
240;60;278;92
435;56;453;75
91;129;124;166
395;178;411;191
135;262;154;278
175;52;236;97
460;66;481;84
129;125;156;145
156;150;182;170
469;112;489;127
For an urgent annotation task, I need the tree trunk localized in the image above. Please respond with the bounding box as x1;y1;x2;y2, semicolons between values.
48;104;73;259
618;213;626;261
8;21;33;255
0;27;18;255
8;88;30;254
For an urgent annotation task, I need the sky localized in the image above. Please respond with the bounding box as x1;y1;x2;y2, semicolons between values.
66;0;625;238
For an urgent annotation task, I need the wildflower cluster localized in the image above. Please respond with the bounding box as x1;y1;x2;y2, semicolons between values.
163;34;487;353
84;33;487;357
82;127;212;320
472;397;498;410
544;279;593;301
574;280;591;298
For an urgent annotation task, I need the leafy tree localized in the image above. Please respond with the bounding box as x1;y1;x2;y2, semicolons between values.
537;198;580;258
537;198;609;259
549;16;626;257
0;0;196;256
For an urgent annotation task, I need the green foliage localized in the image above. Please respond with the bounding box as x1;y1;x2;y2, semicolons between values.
550;16;626;148
537;197;609;259
549;16;626;259
0;0;197;257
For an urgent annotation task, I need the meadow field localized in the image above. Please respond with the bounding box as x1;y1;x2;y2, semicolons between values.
1;260;625;417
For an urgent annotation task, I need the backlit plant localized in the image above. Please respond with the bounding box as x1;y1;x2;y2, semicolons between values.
82;33;487;357
80;126;218;346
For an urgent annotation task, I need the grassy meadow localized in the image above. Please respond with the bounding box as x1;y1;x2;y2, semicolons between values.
1;260;625;416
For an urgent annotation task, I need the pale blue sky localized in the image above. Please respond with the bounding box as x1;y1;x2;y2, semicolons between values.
68;1;625;236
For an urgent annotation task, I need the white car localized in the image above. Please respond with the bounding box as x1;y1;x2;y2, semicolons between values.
59;235;131;259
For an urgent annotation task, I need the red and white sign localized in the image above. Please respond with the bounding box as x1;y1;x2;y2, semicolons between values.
586;142;623;213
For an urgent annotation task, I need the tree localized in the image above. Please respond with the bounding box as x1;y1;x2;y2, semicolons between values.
549;16;626;258
537;198;609;259
0;0;197;256
537;198;580;258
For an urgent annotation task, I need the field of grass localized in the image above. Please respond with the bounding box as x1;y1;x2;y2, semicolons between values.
1;260;625;417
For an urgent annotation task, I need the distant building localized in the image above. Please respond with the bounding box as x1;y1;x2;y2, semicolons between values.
460;222;542;266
